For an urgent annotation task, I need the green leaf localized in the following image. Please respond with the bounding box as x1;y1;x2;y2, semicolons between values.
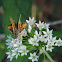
0;49;5;62
0;43;5;49
11;55;28;62
44;51;55;62
17;0;33;22
29;27;35;37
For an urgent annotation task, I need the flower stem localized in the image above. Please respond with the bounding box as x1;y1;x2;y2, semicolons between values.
26;34;30;37
43;53;45;62
44;51;55;62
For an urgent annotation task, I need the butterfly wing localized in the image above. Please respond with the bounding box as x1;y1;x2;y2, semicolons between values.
9;16;16;33
7;22;18;33
18;15;28;32
20;22;28;32
7;24;13;33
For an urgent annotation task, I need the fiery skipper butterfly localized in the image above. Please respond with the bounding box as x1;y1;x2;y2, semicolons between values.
7;15;28;38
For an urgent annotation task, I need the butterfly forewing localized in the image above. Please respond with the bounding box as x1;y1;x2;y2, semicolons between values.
20;22;28;31
7;24;13;33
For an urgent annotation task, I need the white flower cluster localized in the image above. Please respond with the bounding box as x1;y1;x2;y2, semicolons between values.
6;17;62;62
6;35;29;61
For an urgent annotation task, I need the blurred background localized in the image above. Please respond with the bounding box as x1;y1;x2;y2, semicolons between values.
0;0;62;62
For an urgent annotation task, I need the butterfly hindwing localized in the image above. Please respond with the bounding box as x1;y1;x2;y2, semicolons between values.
20;22;28;31
7;22;18;33
7;24;13;33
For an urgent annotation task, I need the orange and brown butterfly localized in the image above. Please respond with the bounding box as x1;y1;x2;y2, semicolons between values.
7;15;28;38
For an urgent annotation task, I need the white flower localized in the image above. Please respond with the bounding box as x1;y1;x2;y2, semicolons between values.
26;17;36;25
19;45;29;56
6;38;23;60
34;30;42;41
13;39;22;48
34;30;41;37
39;35;45;42
6;35;12;46
40;47;45;54
46;44;54;52
36;21;44;30
43;23;49;29
43;28;53;38
28;35;39;46
55;38;62;47
39;35;48;43
6;38;22;49
28;52;39;62
28;25;32;33
17;34;22;41
6;35;12;42
28;38;33;44
19;29;27;36
6;51;14;61
11;48;20;59
10;39;20;48
47;36;56;46
6;38;15;49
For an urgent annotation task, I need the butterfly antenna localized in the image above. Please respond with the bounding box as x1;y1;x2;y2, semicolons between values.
18;14;21;32
19;14;21;22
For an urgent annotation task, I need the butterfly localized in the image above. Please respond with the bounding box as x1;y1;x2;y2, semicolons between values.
7;15;28;38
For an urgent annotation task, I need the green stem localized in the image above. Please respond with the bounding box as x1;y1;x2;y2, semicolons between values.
26;34;30;37
43;53;45;62
44;51;55;62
